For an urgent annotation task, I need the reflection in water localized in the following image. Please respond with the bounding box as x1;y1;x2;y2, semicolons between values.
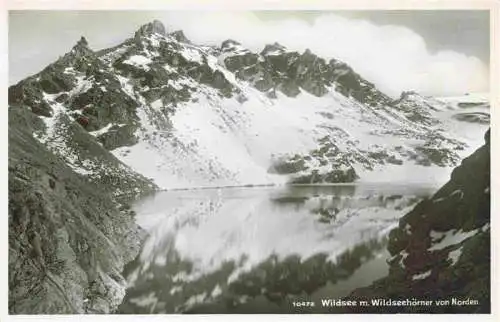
118;184;433;314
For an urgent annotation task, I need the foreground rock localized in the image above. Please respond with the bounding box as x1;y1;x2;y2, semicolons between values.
8;107;157;313
345;129;490;313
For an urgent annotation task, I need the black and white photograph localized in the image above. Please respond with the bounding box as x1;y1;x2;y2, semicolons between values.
5;5;495;317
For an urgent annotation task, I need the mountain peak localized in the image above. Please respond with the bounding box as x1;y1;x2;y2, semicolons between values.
168;30;189;43
135;19;166;38
76;36;88;47
303;48;314;56
68;36;93;57
261;42;287;56
221;39;241;48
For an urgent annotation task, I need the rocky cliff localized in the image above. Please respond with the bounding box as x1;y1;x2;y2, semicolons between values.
347;128;490;313
8;106;156;313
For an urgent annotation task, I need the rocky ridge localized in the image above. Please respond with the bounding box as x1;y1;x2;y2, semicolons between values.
8;20;474;189
9;20;476;189
219;39;393;105
346;129;491;313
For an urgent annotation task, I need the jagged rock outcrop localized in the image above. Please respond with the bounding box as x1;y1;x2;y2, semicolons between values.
134;19;166;39
220;40;393;105
268;127;464;184
268;135;361;184
346;129;491;313
390;91;450;126
9;35;102;117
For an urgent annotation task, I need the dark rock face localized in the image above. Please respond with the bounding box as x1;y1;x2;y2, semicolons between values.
8;31;159;310
269;136;361;184
224;52;259;74
9;31;152;154
346;129;490;313
390;91;443;126
453;112;490;124
70;83;139;124
221;41;393;105
115;30;238;102
269;129;462;185
457;102;488;108
134;19;166;39
8;107;156;313
269;154;307;175
9;36;103;119
96;124;139;151
260;42;288;56
291;166;358;184
8;82;53;117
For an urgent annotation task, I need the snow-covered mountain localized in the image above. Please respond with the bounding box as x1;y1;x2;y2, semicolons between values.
8;19;491;314
8;20;490;190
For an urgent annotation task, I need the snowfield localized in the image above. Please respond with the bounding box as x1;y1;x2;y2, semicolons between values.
110;65;488;189
102;33;489;189
18;22;490;191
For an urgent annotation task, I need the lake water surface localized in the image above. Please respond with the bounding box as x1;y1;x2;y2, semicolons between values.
118;184;436;313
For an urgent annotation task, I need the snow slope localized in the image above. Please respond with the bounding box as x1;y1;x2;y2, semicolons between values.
9;20;490;190
105;32;486;189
